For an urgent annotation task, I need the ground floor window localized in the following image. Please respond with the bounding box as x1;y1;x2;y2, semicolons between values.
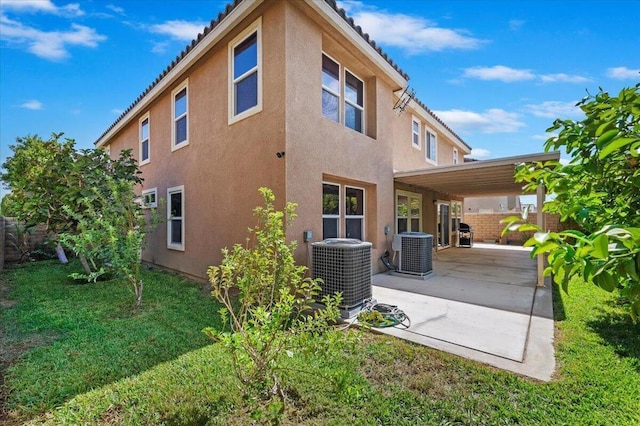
322;182;366;240
167;185;185;251
396;190;422;233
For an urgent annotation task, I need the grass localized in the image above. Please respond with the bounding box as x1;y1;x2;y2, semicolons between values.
1;260;639;425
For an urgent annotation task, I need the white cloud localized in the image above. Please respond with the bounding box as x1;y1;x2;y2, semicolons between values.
337;1;485;53
111;108;123;115
106;4;124;15
433;108;526;134
20;99;42;110
531;132;558;141
0;0;84;17
509;19;524;30
463;65;535;82
0;14;106;60
606;66;639;80
470;148;491;159
462;66;592;84
151;41;169;55
525;101;583;119
149;20;206;42
539;73;592;84
559;157;571;166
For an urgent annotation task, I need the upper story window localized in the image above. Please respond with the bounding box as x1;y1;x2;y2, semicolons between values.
426;130;437;163
411;116;420;149
344;70;364;133
322;55;340;123
453;147;459;165
172;80;188;151
139;113;150;165
321;53;365;134
229;17;262;124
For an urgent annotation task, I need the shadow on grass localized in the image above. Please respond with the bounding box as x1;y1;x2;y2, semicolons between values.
552;282;567;322
586;299;640;372
0;260;225;420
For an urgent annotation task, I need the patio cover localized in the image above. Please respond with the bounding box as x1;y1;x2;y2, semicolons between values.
394;151;561;286
394;152;560;198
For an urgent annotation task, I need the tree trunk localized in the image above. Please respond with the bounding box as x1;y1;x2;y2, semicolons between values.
55;243;68;264
79;255;92;275
133;279;143;314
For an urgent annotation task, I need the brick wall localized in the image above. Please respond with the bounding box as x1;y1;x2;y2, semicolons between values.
463;212;561;245
1;217;49;266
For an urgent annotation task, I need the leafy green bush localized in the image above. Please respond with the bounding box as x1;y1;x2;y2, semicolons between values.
504;83;640;320
60;176;160;312
204;188;346;418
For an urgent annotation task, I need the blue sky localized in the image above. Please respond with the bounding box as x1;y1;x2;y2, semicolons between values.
1;0;639;196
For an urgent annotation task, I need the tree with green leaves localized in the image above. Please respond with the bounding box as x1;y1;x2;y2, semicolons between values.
60;176;160;312
504;83;640;320
204;188;346;418
1;133;142;273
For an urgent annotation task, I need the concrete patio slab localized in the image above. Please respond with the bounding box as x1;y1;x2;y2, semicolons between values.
369;244;555;381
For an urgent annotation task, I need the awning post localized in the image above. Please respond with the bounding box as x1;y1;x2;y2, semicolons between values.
536;184;546;287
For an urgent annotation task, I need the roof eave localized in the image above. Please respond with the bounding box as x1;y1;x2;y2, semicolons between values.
306;0;408;89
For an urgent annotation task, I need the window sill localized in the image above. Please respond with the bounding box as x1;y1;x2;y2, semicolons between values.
140;159;150;166
171;141;189;152
228;104;262;126
167;244;185;252
425;158;437;166
412;143;421;151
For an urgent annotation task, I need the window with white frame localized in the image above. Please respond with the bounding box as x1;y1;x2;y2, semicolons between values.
345;186;364;240
426;130;437;162
412;116;420;149
396;190;422;234
453;147;458;165
172;81;188;150
322;55;340;123
139;113;150;165
322;182;366;241
141;188;157;209
322;183;340;239
344;70;364;133
167;186;185;250
321;53;365;134
229;18;262;123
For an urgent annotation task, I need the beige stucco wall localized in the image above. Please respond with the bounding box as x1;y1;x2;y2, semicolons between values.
105;2;288;279
101;0;471;279
391;106;468;171
283;2;399;273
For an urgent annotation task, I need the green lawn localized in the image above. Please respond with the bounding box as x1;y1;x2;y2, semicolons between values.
1;260;639;425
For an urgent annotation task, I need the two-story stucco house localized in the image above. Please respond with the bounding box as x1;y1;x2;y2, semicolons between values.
95;0;476;280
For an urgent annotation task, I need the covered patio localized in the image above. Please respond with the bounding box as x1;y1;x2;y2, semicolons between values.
375;152;560;380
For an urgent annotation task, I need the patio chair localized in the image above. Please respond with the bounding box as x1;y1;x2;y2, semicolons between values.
458;223;473;247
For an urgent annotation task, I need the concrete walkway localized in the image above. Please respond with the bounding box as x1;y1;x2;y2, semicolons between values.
371;244;555;381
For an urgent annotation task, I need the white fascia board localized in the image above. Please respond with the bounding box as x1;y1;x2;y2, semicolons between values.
394;151;561;177
305;0;407;90
96;0;264;148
